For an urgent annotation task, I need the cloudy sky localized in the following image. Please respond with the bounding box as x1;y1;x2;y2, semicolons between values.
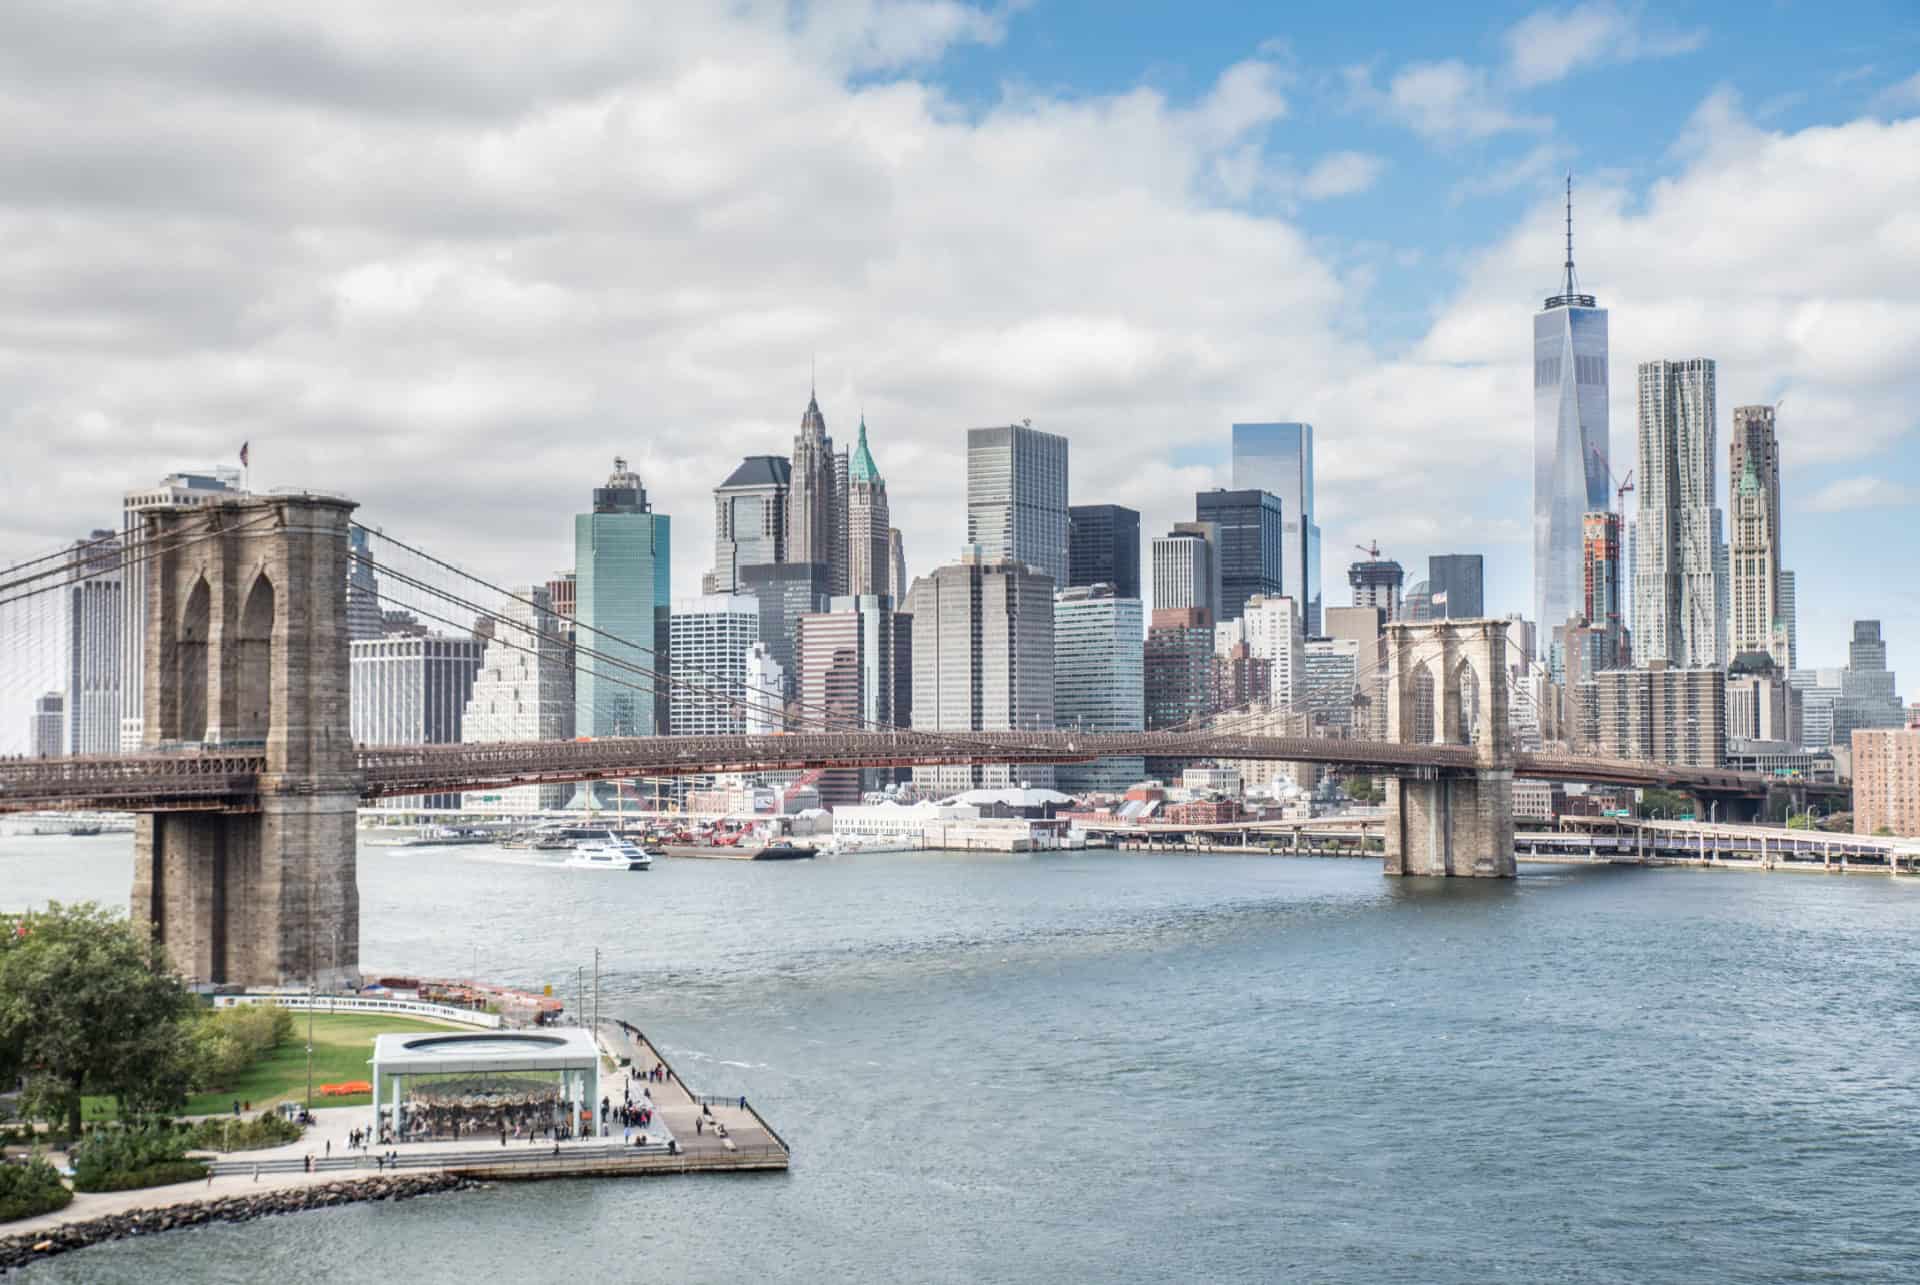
2;0;1918;733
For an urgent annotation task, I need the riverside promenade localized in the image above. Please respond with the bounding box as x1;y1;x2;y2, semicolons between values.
1;1022;788;1269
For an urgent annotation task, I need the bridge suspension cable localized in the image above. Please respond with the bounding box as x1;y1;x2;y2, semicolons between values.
353;523;1031;756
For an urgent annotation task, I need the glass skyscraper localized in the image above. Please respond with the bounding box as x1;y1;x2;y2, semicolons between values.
1195;489;1284;626
1229;423;1319;635
1532;181;1611;639
574;457;671;738
966;423;1069;587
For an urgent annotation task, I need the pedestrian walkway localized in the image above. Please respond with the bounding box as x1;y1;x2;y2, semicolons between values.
599;1022;787;1161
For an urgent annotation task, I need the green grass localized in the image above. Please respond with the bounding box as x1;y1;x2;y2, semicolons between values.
182;1013;461;1114
80;1014;467;1120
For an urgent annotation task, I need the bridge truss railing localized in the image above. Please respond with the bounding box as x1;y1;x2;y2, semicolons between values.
0;748;265;813
2;732;1823;813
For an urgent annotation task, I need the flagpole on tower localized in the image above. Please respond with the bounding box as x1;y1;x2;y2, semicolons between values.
240;440;251;493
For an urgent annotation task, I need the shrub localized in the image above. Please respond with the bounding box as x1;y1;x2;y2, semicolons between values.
71;1123;206;1192
190;1003;294;1091
71;1161;207;1193
182;1113;303;1152
0;1158;73;1222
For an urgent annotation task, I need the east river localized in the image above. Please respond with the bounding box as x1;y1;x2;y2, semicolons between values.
5;834;1920;1282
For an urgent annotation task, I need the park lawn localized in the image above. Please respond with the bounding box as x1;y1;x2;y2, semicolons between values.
80;1013;469;1120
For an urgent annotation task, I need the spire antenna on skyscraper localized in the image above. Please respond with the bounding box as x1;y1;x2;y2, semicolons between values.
1564;171;1577;299
1545;171;1596;310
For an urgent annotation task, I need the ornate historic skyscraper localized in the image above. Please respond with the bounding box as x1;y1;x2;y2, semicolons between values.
845;416;891;599
787;386;838;578
1533;176;1611;641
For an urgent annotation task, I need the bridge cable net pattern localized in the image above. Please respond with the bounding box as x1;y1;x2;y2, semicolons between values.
0;521;1801;811
0;514;290;807
353;524;1087;799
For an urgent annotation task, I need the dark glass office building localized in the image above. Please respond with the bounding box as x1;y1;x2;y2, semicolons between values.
1427;554;1485;620
1194;489;1284;625
738;561;831;700
1067;504;1141;600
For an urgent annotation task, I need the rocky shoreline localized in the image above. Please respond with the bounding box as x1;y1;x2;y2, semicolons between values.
0;1173;483;1273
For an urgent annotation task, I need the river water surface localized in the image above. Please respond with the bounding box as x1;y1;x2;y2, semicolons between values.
5;835;1919;1283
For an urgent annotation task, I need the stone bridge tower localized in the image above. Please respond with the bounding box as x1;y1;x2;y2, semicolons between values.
130;494;362;987
1382;619;1515;877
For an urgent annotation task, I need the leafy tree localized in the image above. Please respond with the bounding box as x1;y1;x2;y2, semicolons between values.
0;902;197;1138
188;1003;293;1091
1639;788;1695;819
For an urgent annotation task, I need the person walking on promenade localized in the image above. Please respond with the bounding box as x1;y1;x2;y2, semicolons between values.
251;1164;260;1182
325;1140;331;1159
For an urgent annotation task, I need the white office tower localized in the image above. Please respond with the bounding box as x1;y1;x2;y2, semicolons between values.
966;423;1069;587
1633;358;1720;668
354;634;487;809
1532;178;1611;641
462;587;576;813
1053;585;1145;793
1152;523;1220;621
668;595;763;736
30;693;64;758
744;641;785;735
63;531;123;755
119;468;244;749
1239;594;1306;710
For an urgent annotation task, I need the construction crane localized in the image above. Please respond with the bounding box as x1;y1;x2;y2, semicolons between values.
1590;447;1634;511
1353;540;1384;560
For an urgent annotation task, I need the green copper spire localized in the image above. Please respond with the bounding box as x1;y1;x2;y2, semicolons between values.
848;415;881;483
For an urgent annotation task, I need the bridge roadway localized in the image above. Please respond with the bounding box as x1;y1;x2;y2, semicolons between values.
0;730;1836;814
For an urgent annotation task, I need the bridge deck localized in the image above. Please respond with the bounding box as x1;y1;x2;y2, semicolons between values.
0;732;1841;814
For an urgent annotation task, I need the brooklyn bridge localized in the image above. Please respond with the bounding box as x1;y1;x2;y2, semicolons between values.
0;492;1841;988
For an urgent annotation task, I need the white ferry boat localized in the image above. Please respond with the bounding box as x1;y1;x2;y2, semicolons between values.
562;830;654;871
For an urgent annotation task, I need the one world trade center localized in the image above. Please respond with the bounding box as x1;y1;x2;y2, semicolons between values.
1533;176;1610;645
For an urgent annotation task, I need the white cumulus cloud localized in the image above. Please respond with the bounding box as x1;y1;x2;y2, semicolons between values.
1504;3;1707;89
1805;477;1920;513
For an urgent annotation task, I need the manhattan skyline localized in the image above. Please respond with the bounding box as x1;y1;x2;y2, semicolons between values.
0;1;1915;690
